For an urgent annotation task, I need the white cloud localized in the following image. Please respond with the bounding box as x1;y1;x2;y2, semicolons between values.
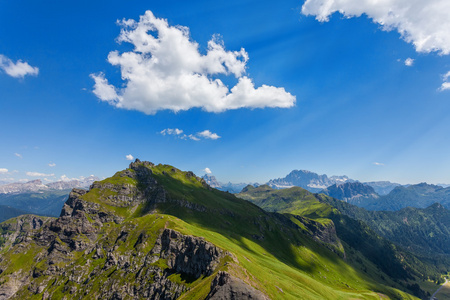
404;58;414;67
197;130;221;140
14;153;22;159
48;163;56;167
0;168;8;174
203;167;212;174
373;162;385;166
187;134;200;141
0;54;39;78
302;0;450;55
160;128;184;136
125;154;134;161
91;10;295;114
439;71;450;91
160;128;220;141
26;171;55;177
60;175;71;181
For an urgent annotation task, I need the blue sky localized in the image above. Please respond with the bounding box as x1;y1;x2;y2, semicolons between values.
1;0;450;185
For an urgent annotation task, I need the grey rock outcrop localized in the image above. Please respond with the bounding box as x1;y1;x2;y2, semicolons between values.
206;271;269;300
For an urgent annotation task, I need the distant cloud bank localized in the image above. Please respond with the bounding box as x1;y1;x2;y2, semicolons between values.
0;54;39;78
302;0;450;55
91;10;295;114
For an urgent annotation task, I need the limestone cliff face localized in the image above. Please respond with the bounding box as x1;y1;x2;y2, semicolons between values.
0;160;266;300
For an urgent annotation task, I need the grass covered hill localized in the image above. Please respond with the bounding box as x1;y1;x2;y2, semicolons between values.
0;160;424;299
238;185;450;297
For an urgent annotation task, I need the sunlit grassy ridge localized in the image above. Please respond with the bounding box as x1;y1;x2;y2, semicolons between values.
0;161;419;299
238;184;450;299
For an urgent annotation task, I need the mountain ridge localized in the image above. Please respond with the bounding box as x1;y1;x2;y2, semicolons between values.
0;160;421;299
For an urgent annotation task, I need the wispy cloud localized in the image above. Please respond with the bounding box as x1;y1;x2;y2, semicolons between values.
26;171;55;177
0;54;39;78
373;162;385;166
160;128;221;141
302;0;450;55
14;153;22;159
48;163;56;167
404;58;414;67
439;71;450;91
91;10;295;114
125;154;134;161
160;128;184;136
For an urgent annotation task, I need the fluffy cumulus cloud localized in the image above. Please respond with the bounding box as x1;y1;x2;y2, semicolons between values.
91;11;295;114
203;168;212;174
125;154;134;161
26;171;55;177
404;58;414;67
302;0;450;55
440;71;450;91
0;168;8;174
0;54;39;78
160;128;220;141
197;130;220;140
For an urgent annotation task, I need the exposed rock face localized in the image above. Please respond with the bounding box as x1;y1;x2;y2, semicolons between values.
206;271;269;300
152;229;225;279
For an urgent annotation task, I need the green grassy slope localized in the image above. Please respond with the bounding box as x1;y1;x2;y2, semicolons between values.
0;162;419;299
239;185;450;299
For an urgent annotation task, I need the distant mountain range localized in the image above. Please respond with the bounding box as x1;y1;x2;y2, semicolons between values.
321;182;379;206
0;175;99;194
202;174;256;193
267;170;354;192
0;176;100;218
362;183;450;211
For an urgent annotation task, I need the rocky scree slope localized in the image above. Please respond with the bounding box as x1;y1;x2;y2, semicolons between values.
0;160;419;299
